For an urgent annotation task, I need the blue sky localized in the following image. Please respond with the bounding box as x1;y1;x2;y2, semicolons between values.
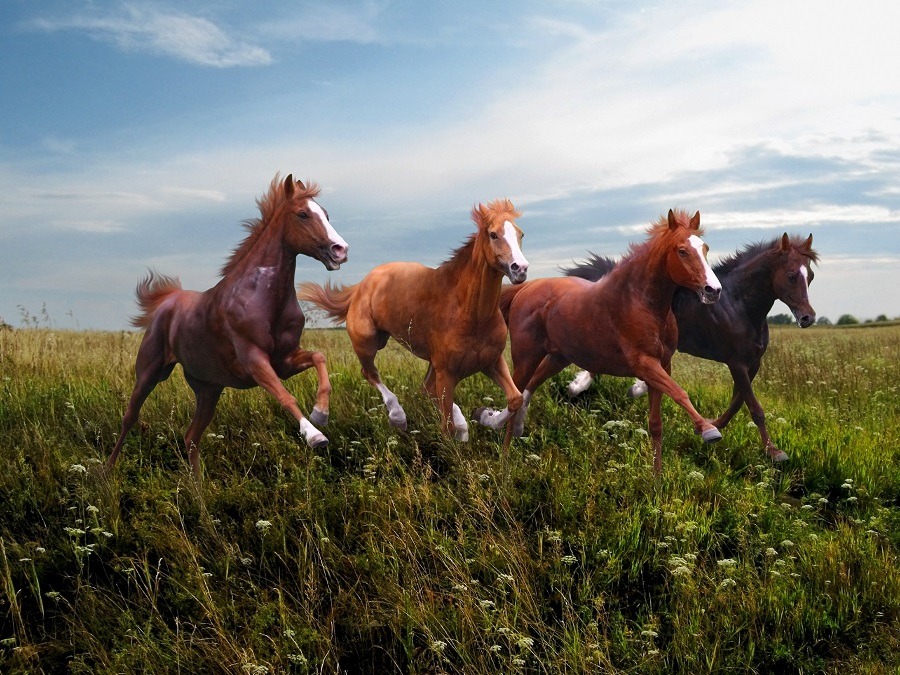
2;0;899;330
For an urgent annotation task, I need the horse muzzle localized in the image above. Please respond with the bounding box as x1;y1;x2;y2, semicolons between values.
792;307;816;328
507;262;528;285
321;243;348;271
699;285;721;304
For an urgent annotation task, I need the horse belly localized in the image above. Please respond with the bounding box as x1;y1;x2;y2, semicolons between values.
543;301;631;376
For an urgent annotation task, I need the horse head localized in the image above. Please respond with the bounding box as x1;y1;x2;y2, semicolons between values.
772;233;817;328
664;209;721;304
473;199;529;284
282;174;349;271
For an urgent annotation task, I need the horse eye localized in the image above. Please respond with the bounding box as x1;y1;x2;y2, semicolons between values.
788;273;797;283
296;210;309;219
678;248;688;257
490;232;498;240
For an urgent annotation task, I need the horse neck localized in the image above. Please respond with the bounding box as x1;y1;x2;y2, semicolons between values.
222;220;297;296
442;239;504;321
721;252;779;322
616;242;678;317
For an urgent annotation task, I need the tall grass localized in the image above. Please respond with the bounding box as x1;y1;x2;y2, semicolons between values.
1;325;898;673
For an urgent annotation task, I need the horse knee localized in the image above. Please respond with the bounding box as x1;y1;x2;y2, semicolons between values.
508;392;523;412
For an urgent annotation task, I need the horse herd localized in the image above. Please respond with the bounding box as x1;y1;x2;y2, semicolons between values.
106;173;818;478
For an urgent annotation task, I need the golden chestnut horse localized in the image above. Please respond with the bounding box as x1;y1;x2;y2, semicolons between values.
299;200;528;440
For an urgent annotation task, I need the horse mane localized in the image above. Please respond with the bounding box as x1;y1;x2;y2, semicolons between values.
221;173;321;276
713;235;820;276
618;209;703;265
437;199;521;273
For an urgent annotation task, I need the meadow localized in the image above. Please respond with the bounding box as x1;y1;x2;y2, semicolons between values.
0;324;899;674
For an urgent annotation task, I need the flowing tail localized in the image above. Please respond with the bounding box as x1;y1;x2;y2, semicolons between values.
130;270;182;328
297;280;357;324
498;283;529;324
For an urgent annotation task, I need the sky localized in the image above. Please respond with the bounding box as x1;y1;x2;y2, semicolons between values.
1;0;899;330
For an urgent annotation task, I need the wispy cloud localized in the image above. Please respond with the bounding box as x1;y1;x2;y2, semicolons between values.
25;3;272;67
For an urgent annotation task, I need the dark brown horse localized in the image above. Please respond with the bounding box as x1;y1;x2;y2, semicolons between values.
476;209;722;474
299;200;528;440
107;174;348;477
563;233;818;461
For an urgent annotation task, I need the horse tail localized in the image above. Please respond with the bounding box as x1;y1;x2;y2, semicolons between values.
560;252;617;282
498;284;527;324
130;270;182;328
297;280;357;324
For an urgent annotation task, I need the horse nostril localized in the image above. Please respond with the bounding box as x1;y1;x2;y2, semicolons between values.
510;262;520;272
331;243;347;259
705;285;720;297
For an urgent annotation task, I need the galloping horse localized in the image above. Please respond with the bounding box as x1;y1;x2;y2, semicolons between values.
299;200;528;440
476;209;722;474
563;233;818;461
107;174;349;478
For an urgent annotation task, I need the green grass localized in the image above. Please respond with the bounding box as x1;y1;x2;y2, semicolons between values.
1;325;899;673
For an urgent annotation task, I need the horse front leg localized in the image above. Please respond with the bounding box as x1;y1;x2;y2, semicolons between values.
474;355;523;431
284;347;331;427
244;347;328;448
428;369;462;440
424;365;467;439
183;378;223;479
634;357;722;444
646;386;664;475
727;362;787;462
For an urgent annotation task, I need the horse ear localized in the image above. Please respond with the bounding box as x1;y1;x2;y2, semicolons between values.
478;203;490;228
803;233;813;249
780;233;790;252
667;209;677;231
690;211;700;230
284;174;295;198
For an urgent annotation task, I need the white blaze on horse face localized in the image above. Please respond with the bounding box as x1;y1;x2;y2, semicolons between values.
689;235;721;292
308;199;349;251
503;220;529;278
799;264;809;288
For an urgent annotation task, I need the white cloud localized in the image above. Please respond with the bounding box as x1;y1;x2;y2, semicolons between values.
26;4;272;67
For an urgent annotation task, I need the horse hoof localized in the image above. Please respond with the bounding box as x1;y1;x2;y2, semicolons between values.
306;433;328;449
309;408;329;427
628;381;648;398
474;406;500;426
770;449;789;462
454;428;469;442
701;427;722;443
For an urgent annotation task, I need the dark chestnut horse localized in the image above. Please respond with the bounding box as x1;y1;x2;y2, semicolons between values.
299;200;528;440
476;209;722;474
107;174;349;477
563;233;818;461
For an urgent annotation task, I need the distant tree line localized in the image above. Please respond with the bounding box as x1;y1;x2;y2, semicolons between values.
767;313;897;326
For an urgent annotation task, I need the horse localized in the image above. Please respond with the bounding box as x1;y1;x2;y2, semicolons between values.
562;232;818;461
298;199;528;440
475;209;723;475
107;174;349;478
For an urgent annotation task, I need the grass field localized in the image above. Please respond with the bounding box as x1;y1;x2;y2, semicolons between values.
1;324;899;673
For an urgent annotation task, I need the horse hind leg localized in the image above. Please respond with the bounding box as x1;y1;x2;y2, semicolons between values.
183;380;223;479
354;331;407;430
106;331;176;471
567;370;595;397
